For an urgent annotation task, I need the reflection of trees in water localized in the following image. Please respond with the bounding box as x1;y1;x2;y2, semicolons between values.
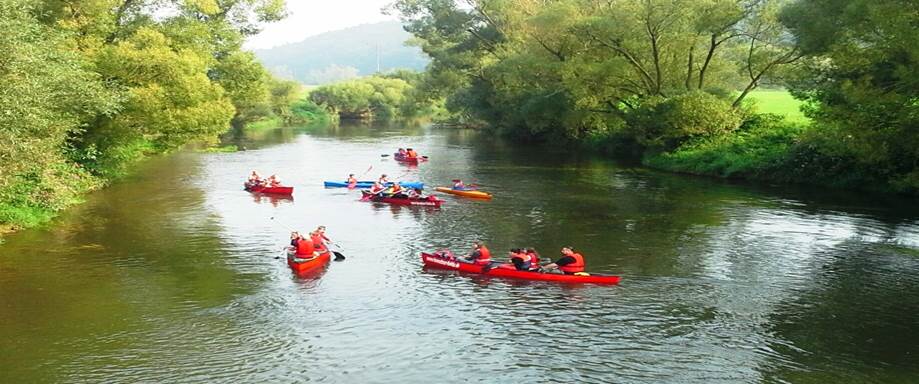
760;242;919;383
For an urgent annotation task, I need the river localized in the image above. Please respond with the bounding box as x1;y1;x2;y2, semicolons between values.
2;123;918;383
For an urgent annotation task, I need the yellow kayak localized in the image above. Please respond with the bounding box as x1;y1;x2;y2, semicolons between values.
435;187;493;199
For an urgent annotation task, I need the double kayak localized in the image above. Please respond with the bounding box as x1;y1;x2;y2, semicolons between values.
287;251;332;274
421;252;621;285
245;183;294;195
435;187;492;199
324;181;424;189
361;191;445;207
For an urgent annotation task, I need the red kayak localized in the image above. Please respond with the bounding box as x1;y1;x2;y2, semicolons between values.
245;183;294;195
361;191;444;207
421;252;621;285
287;251;332;275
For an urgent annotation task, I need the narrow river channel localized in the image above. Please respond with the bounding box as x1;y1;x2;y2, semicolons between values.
2;123;918;383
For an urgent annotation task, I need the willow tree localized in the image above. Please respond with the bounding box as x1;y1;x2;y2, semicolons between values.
392;0;799;140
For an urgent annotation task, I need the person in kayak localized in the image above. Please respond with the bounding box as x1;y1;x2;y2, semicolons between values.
397;148;407;157
369;181;386;196
310;226;330;253
452;179;466;190
406;148;418;159
388;182;406;197
347;174;358;188
525;248;541;270
248;171;262;184
542;247;585;274
378;174;389;184
464;241;491;265
407;187;423;199
267;174;281;187
509;248;533;271
290;232;320;262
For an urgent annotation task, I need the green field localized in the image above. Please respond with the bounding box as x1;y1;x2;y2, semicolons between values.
747;89;809;123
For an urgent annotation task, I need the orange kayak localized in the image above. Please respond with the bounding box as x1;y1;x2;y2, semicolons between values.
435;187;493;199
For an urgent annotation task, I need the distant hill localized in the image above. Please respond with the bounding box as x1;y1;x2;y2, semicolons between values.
253;21;429;85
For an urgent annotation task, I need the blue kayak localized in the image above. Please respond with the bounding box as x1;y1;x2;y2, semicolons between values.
324;181;424;189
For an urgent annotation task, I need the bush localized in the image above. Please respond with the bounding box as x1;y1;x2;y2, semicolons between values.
626;91;744;150
644;114;804;178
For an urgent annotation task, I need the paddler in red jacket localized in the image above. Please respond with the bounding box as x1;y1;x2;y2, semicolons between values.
464;241;491;265
310;225;331;252
542;246;585;274
291;232;320;261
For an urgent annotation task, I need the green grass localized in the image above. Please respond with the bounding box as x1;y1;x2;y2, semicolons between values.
747;89;809;124
245;117;284;131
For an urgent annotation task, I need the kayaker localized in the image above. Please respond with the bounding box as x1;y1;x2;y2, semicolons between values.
289;231;301;247
389;182;405;197
248;171;262;183
509;248;533;271
310;227;329;253
369;181;386;196
452;179;466;190
291;232;320;261
406;148;418;159
407;187;423;198
542;247;585;274
464;241;491;265
397;148;407;157
347;174;358;188
378;174;389;184
267;174;281;187
525;248;541;270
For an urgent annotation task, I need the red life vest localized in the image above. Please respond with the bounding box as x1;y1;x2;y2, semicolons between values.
295;238;315;256
310;233;327;252
475;245;491;265
527;252;540;266
559;252;585;273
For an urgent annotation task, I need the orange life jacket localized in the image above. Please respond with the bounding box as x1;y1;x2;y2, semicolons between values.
559;252;585;273
407;150;418;158
474;245;491;265
310;233;327;251
295;238;315;256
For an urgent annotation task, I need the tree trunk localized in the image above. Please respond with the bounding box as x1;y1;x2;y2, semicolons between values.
685;45;694;90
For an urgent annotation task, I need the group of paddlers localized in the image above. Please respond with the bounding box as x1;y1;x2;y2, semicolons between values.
363;174;426;199
288;226;332;261
246;171;283;188
433;241;586;274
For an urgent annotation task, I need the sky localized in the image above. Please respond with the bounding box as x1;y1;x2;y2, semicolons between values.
244;0;398;50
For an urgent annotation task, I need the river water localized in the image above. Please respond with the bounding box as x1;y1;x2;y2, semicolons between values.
2;123;918;383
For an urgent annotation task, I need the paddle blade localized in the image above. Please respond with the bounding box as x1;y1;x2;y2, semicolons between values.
333;251;345;261
381;154;390;157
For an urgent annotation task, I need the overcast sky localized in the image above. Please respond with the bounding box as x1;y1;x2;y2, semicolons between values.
244;0;398;50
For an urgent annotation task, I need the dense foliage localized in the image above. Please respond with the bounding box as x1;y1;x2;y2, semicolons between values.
781;0;919;192
1;0;291;231
309;72;436;121
393;0;918;194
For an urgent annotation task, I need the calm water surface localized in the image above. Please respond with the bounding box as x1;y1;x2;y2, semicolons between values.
2;124;919;383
